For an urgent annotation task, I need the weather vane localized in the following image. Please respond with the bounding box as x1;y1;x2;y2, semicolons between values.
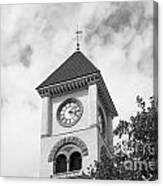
76;25;83;51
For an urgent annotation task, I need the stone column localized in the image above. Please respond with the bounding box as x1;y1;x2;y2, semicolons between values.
88;84;97;125
41;96;52;136
67;159;70;172
53;161;56;174
88;84;99;162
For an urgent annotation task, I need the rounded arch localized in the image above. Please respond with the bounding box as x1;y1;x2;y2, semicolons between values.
48;136;88;162
69;151;82;171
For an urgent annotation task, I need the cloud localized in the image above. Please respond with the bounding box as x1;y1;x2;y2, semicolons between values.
83;1;153;78
19;44;33;67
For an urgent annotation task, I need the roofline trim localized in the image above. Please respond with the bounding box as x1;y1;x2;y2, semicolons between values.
36;72;100;90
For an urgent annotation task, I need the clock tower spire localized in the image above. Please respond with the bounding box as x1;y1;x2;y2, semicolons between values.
75;24;82;51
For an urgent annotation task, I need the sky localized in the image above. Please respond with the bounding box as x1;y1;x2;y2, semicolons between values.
1;1;155;177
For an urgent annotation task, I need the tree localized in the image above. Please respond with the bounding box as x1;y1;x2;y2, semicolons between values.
83;96;158;180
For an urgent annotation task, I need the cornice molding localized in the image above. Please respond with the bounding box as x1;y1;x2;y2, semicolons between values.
37;73;100;98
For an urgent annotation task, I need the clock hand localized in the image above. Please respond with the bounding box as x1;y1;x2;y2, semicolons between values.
68;110;74;114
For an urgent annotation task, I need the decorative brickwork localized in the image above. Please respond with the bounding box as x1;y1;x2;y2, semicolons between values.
48;136;88;162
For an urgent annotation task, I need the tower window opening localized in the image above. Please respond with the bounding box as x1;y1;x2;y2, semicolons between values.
70;152;82;171
98;106;105;138
56;154;67;173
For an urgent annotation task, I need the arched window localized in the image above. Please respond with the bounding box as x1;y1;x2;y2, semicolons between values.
56;154;67;173
70;152;82;171
98;106;105;138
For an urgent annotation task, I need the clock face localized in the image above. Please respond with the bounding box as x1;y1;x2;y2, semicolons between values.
57;98;83;127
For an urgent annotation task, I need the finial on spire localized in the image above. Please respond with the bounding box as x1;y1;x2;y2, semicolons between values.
76;24;83;51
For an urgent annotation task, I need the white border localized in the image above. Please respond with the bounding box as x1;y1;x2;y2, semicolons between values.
0;0;162;186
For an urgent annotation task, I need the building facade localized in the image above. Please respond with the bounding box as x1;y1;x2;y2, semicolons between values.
36;50;118;178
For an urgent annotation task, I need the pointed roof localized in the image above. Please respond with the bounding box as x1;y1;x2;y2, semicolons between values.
36;50;118;117
37;51;100;89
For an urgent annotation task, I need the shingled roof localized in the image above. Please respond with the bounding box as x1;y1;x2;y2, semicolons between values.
36;51;100;89
36;51;118;116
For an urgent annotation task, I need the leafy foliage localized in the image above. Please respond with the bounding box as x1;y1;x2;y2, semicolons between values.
83;96;158;180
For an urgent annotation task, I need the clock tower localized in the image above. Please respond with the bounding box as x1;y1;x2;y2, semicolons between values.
36;49;118;178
